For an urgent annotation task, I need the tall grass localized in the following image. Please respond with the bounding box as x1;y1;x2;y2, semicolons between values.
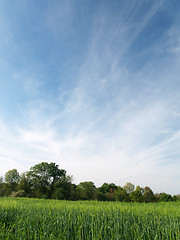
0;197;179;239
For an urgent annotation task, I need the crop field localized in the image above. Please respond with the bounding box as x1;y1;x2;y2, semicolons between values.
0;198;179;240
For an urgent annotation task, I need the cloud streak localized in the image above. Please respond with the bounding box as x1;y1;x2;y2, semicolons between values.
0;1;179;194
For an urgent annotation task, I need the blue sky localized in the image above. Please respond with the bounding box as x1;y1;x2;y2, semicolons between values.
0;0;180;194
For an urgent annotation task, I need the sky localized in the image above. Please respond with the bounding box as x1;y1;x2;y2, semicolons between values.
0;0;180;195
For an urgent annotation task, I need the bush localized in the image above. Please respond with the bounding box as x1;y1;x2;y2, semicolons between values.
10;190;26;197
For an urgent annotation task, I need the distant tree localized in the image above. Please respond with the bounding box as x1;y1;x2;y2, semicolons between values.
176;194;180;201
77;181;96;200
143;186;156;203
0;182;11;196
123;182;135;194
99;183;117;201
5;169;20;185
5;169;20;191
2;162;179;201
18;173;31;196
154;193;161;201
0;176;6;196
52;175;73;200
105;192;115;201
99;183;109;194
105;189;116;201
10;190;26;197
115;186;131;202
157;193;173;202
130;185;144;202
99;183;117;194
172;195;177;201
27;162;66;198
95;191;107;201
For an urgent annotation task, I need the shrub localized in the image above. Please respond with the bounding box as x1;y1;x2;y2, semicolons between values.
10;190;26;197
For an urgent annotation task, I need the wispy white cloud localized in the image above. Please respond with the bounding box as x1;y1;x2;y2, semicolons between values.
13;72;43;96
131;0;165;40
167;26;180;55
0;0;179;195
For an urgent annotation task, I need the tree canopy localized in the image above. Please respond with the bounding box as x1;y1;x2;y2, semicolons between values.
5;169;20;185
27;162;66;198
0;162;178;202
123;182;135;194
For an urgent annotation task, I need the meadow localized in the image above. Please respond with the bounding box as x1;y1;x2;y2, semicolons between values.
0;197;179;240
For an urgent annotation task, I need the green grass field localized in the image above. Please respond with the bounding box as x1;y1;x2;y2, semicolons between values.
0;198;179;240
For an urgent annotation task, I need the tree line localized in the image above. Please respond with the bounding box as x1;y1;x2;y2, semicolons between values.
0;162;179;202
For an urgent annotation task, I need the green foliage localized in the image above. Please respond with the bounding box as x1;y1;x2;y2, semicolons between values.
5;169;20;193
99;182;117;194
1;162;178;202
10;190;26;197
143;186;156;203
156;192;174;202
176;194;180;201
123;182;135;194
95;191;107;201
18;173;31;195
0;198;179;239
51;176;73;200
0;183;11;197
115;187;131;202
5;169;20;192
130;185;144;202
26;162;66;197
5;169;20;185
77;181;96;200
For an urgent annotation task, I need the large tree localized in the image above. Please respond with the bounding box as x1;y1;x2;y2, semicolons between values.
5;169;20;184
77;181;96;200
52;175;73;200
123;182;135;194
27;162;66;197
143;186;156;203
18;173;31;196
130;185;144;202
5;169;20;191
115;187;131;202
99;183;117;194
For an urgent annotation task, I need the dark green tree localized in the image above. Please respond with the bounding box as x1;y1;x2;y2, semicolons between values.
52;175;73;200
172;195;177;201
175;194;180;201
98;183;117;201
115;186;131;202
143;186;156;202
95;190;107;201
18;173;31;196
130;185;144;202
77;181;96;200
99;183;117;194
5;169;20;191
0;182;11;196
27;162;66;198
123;182;135;194
5;169;20;184
156;193;173;202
